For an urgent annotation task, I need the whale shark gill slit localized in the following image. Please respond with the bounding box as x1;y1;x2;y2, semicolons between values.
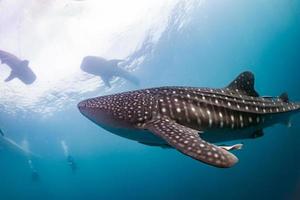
145;115;238;168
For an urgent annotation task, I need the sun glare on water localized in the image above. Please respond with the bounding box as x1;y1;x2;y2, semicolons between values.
0;0;199;115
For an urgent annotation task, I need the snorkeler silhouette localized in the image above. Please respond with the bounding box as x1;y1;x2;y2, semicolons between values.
28;159;39;182
61;140;77;173
67;155;77;173
0;128;4;136
80;56;139;88
0;49;36;85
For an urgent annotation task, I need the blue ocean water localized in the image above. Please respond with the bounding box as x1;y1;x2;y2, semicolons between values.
0;0;300;199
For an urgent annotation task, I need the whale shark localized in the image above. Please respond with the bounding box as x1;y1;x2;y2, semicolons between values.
78;71;300;168
80;56;139;88
0;50;37;85
0;135;35;157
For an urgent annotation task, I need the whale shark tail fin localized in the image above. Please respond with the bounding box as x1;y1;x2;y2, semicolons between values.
226;71;259;97
279;92;289;103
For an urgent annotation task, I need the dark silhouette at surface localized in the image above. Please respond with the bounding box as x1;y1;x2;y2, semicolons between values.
0;129;4;136
80;56;139;87
67;155;77;173
0;50;36;84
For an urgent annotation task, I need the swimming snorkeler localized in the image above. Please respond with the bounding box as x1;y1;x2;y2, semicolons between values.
67;155;77;172
28;159;39;181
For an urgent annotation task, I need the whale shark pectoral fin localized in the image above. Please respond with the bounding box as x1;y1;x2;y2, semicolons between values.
4;71;17;82
219;143;243;151
226;71;259;97
145;116;239;168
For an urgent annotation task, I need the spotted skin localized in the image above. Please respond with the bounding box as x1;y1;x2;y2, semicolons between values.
78;71;300;168
147;115;238;168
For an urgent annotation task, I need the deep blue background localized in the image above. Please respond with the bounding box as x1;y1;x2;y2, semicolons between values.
0;0;300;199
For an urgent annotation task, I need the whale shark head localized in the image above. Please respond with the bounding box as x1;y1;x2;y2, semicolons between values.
78;91;153;129
80;56;110;74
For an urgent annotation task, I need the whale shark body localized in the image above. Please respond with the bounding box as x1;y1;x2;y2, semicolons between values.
78;72;300;168
0;50;36;85
0;136;35;157
80;56;139;88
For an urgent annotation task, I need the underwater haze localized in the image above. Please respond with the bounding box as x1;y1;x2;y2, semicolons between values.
0;0;300;199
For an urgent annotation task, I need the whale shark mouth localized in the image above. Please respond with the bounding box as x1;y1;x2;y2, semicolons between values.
78;99;99;119
78;100;88;110
78;98;126;128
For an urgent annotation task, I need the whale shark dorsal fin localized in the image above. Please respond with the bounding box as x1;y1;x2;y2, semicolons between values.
226;71;259;97
252;129;264;138
4;71;17;82
279;92;289;103
145;116;238;168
